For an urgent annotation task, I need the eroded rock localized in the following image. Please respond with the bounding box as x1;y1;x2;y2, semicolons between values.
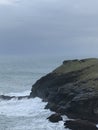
47;113;62;123
65;119;98;130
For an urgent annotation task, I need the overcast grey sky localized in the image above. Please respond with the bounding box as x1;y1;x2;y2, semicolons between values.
0;0;98;58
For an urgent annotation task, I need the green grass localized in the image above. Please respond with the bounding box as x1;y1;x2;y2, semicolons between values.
53;58;98;74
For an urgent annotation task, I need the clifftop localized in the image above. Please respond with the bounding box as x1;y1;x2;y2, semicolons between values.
52;58;98;90
53;58;98;74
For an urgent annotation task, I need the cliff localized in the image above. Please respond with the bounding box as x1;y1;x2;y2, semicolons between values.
30;58;98;124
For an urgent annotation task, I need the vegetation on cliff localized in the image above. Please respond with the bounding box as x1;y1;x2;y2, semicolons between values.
30;58;98;129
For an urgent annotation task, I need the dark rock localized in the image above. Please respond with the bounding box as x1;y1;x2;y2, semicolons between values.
47;113;63;123
17;96;29;100
0;95;15;100
30;58;98;123
0;95;29;100
65;119;98;130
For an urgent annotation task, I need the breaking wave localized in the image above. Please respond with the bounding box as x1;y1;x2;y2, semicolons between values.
0;91;69;130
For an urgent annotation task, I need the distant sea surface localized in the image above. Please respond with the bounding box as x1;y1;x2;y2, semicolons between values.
0;56;69;130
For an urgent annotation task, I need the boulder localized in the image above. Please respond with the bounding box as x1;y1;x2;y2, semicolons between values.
47;113;63;123
65;119;98;130
0;95;29;100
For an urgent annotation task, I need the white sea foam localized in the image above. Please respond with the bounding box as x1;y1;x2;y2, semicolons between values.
0;97;46;117
0;95;70;130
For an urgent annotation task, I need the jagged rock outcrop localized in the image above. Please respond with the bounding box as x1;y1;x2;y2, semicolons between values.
65;119;98;130
0;95;29;100
30;58;98;123
47;113;63;122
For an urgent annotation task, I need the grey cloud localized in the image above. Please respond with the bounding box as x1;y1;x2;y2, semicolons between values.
0;0;98;58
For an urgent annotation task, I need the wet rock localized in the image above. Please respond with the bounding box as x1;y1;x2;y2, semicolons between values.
47;113;63;123
0;95;29;100
0;95;15;100
65;119;98;130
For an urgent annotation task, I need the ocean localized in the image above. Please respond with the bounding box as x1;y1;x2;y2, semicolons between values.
0;56;69;130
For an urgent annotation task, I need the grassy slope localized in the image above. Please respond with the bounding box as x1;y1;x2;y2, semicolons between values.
53;58;98;89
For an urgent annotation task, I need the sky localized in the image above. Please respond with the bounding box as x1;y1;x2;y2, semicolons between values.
0;0;98;58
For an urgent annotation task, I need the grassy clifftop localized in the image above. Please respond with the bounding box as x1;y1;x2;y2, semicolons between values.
53;58;98;82
53;58;98;74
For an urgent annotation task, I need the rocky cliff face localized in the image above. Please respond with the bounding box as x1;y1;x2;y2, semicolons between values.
30;58;98;123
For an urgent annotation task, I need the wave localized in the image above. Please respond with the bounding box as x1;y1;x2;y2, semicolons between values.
2;90;31;96
0;97;69;130
0;91;69;130
0;90;31;101
0;97;47;117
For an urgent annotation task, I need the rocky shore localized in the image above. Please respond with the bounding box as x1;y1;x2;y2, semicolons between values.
30;58;98;129
0;95;29;100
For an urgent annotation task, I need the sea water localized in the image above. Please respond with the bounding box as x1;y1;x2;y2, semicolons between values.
0;56;70;130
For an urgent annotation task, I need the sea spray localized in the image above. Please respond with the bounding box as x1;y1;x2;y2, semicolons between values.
0;94;69;130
